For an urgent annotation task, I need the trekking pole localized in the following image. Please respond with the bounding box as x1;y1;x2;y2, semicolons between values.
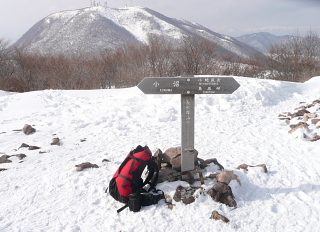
117;204;128;213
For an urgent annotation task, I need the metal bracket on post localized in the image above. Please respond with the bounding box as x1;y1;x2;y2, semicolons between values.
173;169;207;185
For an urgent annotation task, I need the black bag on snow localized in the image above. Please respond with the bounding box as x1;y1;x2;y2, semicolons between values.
108;145;164;213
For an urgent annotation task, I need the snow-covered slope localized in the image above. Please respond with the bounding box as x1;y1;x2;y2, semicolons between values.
236;32;292;53
1;76;320;231
13;6;260;58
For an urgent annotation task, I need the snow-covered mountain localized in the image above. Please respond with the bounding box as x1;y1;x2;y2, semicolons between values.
13;6;261;58
235;32;292;53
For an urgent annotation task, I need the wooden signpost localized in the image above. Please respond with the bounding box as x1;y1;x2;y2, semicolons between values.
137;76;240;177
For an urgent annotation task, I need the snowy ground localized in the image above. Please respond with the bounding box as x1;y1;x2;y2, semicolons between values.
0;76;320;232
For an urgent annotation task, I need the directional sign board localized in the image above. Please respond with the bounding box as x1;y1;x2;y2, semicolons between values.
137;76;240;176
137;76;240;95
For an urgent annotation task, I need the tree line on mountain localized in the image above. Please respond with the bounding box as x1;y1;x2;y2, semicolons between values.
0;31;319;92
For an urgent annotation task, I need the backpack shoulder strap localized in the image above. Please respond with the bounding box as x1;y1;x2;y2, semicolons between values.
143;157;159;190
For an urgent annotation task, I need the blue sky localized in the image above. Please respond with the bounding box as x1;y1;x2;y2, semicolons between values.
1;0;320;43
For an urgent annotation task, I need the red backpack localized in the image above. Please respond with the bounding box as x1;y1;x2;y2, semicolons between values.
108;145;163;212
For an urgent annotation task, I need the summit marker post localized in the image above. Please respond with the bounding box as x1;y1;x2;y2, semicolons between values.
137;76;240;175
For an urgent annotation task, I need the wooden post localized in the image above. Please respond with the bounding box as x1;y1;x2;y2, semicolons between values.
181;94;195;172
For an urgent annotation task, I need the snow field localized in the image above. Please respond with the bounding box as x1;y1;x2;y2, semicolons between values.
0;76;320;231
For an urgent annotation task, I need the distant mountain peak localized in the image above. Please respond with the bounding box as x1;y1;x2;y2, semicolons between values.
13;6;261;58
236;32;292;52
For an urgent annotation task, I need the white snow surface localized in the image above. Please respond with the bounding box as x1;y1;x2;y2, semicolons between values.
101;6;182;42
1;76;320;231
50;6;182;44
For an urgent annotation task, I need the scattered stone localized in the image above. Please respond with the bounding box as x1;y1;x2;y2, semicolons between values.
80;138;86;142
208;173;218;179
0;132;6;134
311;119;320;125
29;146;41;150
15;154;26;160
155;146;225;182
313;99;320;105
23;124;36;135
50;138;60;146
280;99;320;142
153;148;162;157
279;117;291;121
0;155;12;163
289;122;309;129
278;113;291;121
216;171;241;185
210;210;230;223
311;134;320;142
236;164;268;173
198;158;224;170
158;167;179;183
153;148;168;168
164;146;182;160
308;113;317;118
171;154;182;171
102;159;110;162
19;143;41;151
295;109;310;117
39;151;48;154
303;113;317;122
163;146;198;171
173;186;201;204
256;164;268;173
289;122;309;134
75;162;99;171
237;163;250;171
164;194;175;209
165;194;173;204
207;182;237;207
19;143;30;149
294;105;306;111
0;168;7;171
278;113;288;118
197;158;206;169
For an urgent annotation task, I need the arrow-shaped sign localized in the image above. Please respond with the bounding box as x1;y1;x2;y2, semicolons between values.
137;76;240;95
